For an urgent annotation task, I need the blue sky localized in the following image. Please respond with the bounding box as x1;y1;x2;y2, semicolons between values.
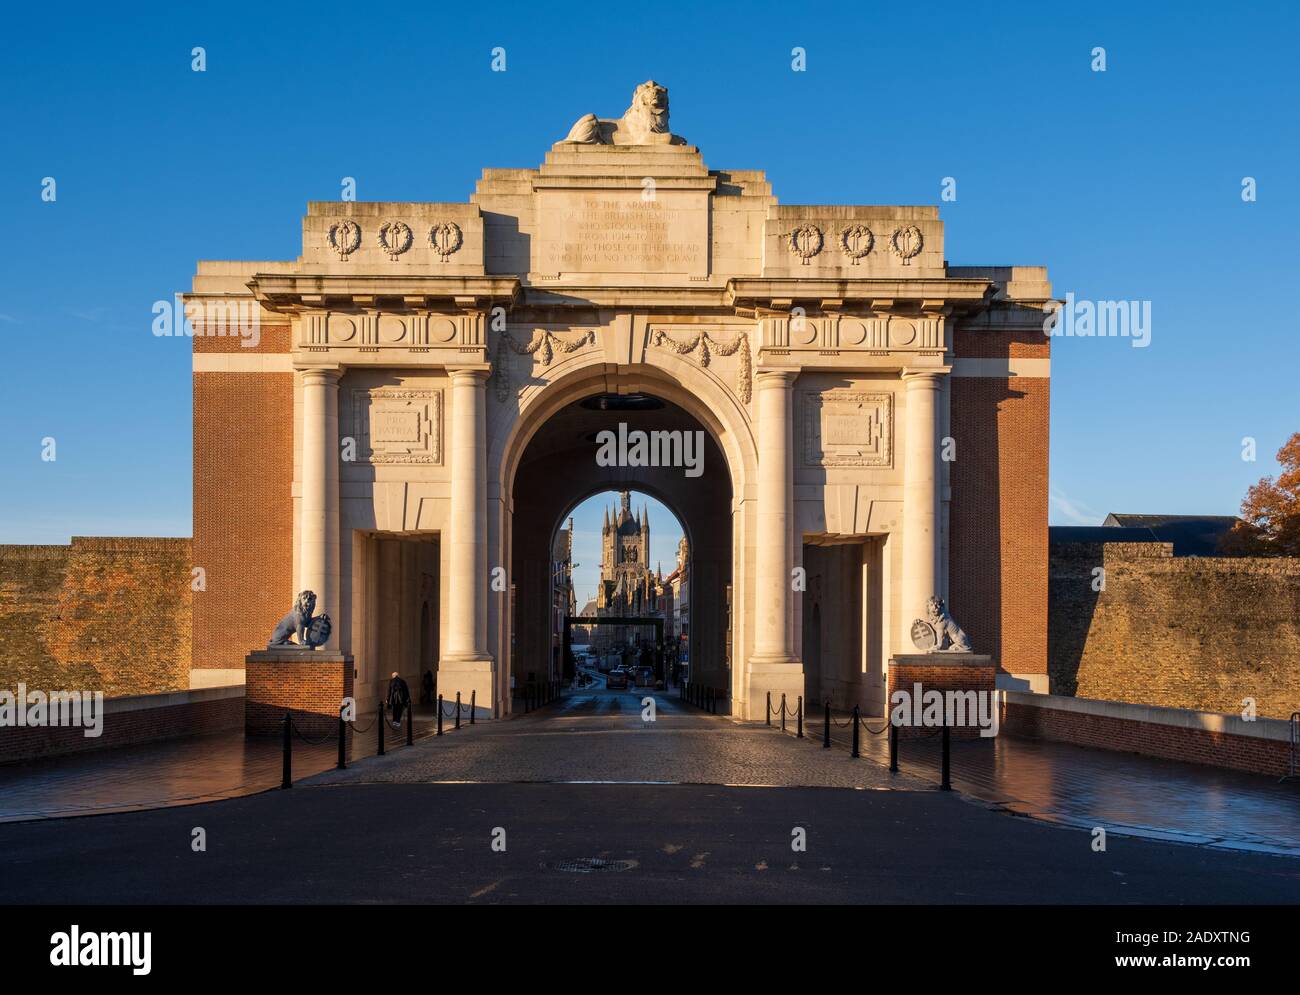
1;0;1296;542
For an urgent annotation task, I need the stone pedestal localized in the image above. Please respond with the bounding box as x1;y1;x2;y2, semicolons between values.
245;649;354;737
436;658;495;719
887;652;995;739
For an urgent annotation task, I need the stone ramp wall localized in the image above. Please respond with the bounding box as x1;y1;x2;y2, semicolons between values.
1001;691;1293;778
0;686;244;764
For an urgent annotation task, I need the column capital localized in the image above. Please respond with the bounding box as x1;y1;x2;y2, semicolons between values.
901;367;951;387
447;367;491;385
754;369;797;389
299;366;342;385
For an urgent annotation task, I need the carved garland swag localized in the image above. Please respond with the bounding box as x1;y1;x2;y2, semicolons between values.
489;327;753;405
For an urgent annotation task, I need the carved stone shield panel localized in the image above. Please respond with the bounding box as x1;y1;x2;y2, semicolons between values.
350;388;442;465
803;390;893;467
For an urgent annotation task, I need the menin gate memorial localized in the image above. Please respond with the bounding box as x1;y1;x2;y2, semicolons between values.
188;82;1053;724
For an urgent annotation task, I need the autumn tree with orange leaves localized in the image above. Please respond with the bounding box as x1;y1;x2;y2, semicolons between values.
1218;432;1300;556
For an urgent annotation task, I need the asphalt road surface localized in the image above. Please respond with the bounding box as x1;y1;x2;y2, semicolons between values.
1;780;1297;904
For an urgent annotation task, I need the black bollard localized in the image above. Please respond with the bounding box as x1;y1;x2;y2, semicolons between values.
471;689;476;725
281;711;292;789
455;691;462;730
766;691;772;727
437;694;444;736
407;697;414;746
941;722;951;791
337;704;347;770
851;704;860;758
780;693;787;733
823;700;831;749
796;695;804;739
377;700;385;756
889;718;898;773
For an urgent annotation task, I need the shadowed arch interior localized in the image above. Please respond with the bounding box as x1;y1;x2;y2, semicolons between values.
509;393;733;709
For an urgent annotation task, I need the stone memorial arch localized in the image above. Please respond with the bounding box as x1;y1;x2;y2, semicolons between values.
188;82;1054;724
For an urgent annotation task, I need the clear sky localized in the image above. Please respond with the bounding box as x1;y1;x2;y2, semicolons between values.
2;1;1296;542
565;492;685;609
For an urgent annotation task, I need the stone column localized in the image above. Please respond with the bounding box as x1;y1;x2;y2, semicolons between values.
300;368;340;648
901;369;945;632
442;370;493;708
747;370;803;717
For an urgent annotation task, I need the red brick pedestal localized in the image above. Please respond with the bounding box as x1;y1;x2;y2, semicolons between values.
887;653;995;739
245;649;354;738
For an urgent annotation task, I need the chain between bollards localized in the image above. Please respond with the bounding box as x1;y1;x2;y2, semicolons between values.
281;711;292;789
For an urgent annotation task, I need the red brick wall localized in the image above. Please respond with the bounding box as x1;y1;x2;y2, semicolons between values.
1002;699;1290;778
245;656;353;737
0;693;243;764
193;323;294;674
949;324;1049;681
888;660;995;738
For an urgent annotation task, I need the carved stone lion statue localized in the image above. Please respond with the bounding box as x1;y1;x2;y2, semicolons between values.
562;80;682;146
911;596;973;653
268;590;332;649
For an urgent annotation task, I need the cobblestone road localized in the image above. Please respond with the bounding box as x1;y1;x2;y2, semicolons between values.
312;685;927;790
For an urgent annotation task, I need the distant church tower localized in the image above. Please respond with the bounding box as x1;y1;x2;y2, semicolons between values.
596;490;654;648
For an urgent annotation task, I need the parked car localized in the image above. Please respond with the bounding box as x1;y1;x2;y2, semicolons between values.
606;668;629;690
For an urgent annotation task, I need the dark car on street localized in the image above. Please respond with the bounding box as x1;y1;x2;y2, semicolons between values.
606;668;629;690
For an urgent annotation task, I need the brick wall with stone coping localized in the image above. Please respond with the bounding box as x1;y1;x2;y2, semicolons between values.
1049;541;1300;718
888;653;996;739
0;686;244;765
1000;690;1293;777
245;652;353;738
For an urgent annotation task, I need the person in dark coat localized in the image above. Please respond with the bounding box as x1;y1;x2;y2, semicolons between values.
387;671;412;726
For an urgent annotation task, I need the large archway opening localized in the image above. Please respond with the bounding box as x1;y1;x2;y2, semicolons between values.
508;391;734;714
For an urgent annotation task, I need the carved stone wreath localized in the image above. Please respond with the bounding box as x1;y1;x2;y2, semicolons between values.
492;328;597;402
649;329;752;404
890;225;923;265
429;221;463;261
839;224;874;264
328;220;362;260
377;220;413;261
787;224;823;266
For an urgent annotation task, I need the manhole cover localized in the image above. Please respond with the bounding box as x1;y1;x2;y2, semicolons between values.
550;857;636;874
